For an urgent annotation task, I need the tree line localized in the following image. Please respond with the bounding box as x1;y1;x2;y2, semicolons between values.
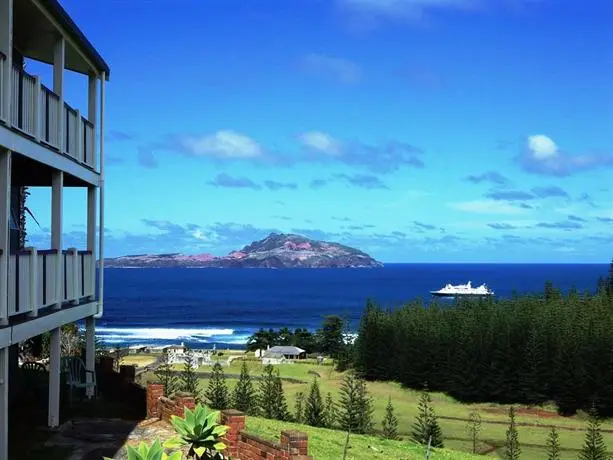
354;265;613;417
245;315;347;357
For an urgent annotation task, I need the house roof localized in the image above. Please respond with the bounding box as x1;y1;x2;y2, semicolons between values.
39;0;110;78
263;352;286;359
268;346;306;355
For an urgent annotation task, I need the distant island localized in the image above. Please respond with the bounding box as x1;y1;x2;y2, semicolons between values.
103;232;383;269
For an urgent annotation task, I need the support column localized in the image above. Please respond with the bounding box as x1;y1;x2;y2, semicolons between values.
87;186;96;300
85;316;95;398
0;346;8;460
48;327;61;427
94;72;105;319
53;36;65;153
0;150;10;326
51;171;63;309
0;0;12;123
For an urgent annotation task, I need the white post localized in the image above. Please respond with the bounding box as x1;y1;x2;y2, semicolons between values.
94;72;105;319
69;248;78;304
0;0;12;124
27;247;38;317
85;316;95;398
53;36;65;153
51;171;63;310
48;327;61;427
0;149;10;326
33;76;41;142
87;186;96;300
87;75;97;170
0;346;8;460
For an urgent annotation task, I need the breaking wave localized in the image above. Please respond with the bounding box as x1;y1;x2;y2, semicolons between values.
95;327;251;346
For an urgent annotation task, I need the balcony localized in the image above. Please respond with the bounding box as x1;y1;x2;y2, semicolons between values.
6;247;94;318
0;54;96;171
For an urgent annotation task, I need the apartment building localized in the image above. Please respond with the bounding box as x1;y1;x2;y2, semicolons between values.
0;1;109;458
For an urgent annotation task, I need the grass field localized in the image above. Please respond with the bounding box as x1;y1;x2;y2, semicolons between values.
245;415;482;460
147;359;613;459
121;354;158;368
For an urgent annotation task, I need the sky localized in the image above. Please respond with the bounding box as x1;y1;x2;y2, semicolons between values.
26;0;613;263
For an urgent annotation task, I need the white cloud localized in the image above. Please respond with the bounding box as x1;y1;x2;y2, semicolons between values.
300;53;362;84
517;134;613;176
297;131;343;156
176;130;263;159
448;199;526;215
527;134;558;160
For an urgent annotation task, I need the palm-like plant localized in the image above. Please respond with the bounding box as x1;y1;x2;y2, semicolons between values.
164;404;229;459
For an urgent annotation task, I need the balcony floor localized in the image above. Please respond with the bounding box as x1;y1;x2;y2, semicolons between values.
11;149;90;187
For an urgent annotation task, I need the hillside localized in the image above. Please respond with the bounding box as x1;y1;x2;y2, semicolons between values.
103;232;383;268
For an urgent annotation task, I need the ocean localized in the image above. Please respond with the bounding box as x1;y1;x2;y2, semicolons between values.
96;263;608;349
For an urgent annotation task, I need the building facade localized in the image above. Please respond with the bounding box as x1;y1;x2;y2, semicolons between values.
0;1;109;459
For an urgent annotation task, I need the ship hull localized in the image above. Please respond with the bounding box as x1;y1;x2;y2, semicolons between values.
430;292;493;297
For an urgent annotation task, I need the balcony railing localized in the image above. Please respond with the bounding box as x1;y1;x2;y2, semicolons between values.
0;53;97;171
7;248;95;318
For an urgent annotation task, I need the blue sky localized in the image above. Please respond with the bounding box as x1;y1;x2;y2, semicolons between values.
27;0;613;263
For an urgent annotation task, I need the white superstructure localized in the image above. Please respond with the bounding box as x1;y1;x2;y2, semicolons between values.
430;281;494;297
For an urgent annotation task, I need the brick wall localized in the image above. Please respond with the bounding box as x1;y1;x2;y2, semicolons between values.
221;410;312;460
146;384;312;460
146;384;195;422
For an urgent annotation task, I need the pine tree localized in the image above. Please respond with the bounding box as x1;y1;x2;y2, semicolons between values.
232;360;255;414
181;348;199;395
579;409;608;460
305;378;324;427
272;370;290;421
545;426;560;460
323;392;336;428
382;396;399;440
294;392;305;423
411;391;444;447
153;349;180;397
504;406;521;460
338;371;374;434
257;365;290;420
355;375;374;434
204;362;230;409
466;411;482;454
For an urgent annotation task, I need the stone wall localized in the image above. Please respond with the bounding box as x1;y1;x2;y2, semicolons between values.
146;384;312;459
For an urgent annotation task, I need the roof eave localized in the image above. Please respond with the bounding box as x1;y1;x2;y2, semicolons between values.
38;0;110;79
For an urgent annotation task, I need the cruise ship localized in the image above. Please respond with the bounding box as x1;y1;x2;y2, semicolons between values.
430;281;494;297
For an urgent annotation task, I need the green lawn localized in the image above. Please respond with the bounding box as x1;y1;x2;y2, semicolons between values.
121;353;158;368
173;361;613;459
245;415;482;460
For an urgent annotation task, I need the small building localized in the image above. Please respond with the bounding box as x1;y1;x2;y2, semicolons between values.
261;352;287;365
128;345;148;355
267;346;306;360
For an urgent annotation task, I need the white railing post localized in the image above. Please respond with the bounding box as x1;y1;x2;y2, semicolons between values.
33;76;41;142
70;247;78;304
27;247;38;317
75;109;82;162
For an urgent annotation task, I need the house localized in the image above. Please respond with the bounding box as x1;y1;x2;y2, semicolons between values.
261;352;287;365
267;346;306;360
260;345;307;364
0;1;109;459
